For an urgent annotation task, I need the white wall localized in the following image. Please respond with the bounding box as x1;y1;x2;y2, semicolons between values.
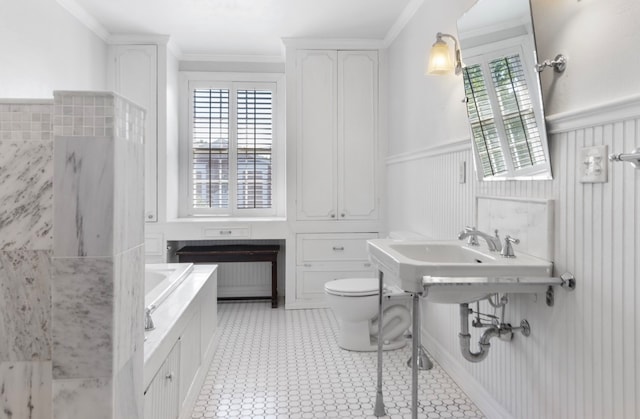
386;0;640;418
0;0;107;98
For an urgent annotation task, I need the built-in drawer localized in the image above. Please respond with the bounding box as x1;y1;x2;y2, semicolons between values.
296;233;377;264
203;226;250;238
296;264;376;300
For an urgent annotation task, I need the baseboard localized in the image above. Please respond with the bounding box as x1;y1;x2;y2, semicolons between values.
421;328;514;419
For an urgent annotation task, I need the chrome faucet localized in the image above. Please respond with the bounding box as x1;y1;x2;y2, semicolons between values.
458;226;502;252
144;308;155;331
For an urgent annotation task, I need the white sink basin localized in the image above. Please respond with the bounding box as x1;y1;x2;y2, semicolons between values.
367;239;557;303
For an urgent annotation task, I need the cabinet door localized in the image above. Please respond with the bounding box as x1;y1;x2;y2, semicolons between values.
296;50;338;220
337;50;378;220
144;341;180;419
110;44;158;222
179;308;201;410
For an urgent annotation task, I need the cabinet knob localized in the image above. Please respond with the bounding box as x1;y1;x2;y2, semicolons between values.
331;214;336;218
165;372;174;381
147;213;154;220
340;213;345;218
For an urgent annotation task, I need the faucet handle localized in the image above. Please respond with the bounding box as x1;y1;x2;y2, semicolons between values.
500;235;520;258
465;226;480;246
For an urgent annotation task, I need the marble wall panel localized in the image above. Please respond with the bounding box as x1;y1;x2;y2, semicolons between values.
114;245;144;373
0;250;52;362
53;136;114;257
113;136;144;255
52;377;112;419
0;140;53;251
114;354;143;419
0;361;52;419
51;257;113;379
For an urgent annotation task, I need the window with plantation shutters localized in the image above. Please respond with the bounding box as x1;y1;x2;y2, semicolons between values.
463;47;548;179
188;81;277;215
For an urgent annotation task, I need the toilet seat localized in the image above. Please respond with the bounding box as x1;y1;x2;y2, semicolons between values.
324;277;385;297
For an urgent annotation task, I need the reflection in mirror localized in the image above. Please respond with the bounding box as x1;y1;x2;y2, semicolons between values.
457;0;552;180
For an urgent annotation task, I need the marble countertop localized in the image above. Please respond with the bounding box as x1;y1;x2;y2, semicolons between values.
143;264;217;389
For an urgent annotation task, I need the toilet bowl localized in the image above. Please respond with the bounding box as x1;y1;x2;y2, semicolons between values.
325;277;411;352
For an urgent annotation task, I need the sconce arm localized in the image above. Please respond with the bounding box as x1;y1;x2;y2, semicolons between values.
437;32;462;75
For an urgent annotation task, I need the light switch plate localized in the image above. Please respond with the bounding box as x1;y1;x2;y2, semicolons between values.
580;145;608;183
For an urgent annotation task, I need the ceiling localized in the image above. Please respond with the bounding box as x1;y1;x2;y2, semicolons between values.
69;0;414;60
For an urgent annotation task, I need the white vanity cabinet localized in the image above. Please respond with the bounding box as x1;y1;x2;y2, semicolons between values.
295;49;379;222
144;341;181;419
108;43;159;223
295;233;377;307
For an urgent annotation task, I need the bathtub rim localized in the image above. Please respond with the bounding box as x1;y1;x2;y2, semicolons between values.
145;263;194;313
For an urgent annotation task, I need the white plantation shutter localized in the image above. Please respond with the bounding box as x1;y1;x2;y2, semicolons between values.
463;50;546;179
189;82;275;214
463;63;507;177
488;55;545;170
236;89;273;209
192;88;230;209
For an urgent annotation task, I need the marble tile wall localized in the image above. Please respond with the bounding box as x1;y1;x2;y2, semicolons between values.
0;93;145;419
0;100;54;419
51;91;145;419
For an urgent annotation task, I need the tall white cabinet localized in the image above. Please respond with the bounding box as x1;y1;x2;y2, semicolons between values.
296;49;379;221
109;43;159;222
286;43;384;309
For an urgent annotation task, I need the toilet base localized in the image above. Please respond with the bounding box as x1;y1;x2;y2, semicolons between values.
336;319;407;352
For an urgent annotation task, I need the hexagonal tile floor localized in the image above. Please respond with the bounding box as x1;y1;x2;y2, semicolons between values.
191;301;485;419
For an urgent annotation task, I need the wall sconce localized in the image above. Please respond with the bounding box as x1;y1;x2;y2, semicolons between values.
426;32;462;76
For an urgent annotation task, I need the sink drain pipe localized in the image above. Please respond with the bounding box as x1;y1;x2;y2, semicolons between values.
458;303;501;363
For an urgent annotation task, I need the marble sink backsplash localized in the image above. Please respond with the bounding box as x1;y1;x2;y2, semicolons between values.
476;195;554;262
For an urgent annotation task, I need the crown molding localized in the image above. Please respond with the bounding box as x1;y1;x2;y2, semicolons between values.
281;38;385;51
383;0;425;48
56;0;110;41
179;53;283;63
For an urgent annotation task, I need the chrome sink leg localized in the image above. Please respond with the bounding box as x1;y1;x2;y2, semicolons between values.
374;270;386;417
407;305;433;371
410;292;420;419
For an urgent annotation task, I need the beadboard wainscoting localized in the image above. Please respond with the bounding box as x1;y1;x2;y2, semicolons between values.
386;96;640;419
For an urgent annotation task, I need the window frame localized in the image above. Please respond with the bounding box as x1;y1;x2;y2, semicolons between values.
179;72;285;218
462;36;552;181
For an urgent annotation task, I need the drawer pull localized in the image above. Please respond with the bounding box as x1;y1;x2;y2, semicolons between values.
165;372;174;381
364;263;371;267
332;246;345;251
220;230;233;235
304;263;312;268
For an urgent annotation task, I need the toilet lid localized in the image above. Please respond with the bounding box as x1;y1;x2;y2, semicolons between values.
324;277;384;297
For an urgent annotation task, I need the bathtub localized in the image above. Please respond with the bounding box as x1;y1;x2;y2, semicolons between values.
145;263;194;312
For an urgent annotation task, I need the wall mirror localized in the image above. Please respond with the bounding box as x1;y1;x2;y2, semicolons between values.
457;0;552;180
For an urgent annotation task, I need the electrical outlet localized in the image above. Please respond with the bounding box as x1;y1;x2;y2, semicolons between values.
580;145;608;183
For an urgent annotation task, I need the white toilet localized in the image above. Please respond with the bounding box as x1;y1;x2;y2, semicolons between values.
324;277;411;352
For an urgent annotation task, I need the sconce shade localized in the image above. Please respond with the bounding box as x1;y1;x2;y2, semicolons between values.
427;38;454;75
